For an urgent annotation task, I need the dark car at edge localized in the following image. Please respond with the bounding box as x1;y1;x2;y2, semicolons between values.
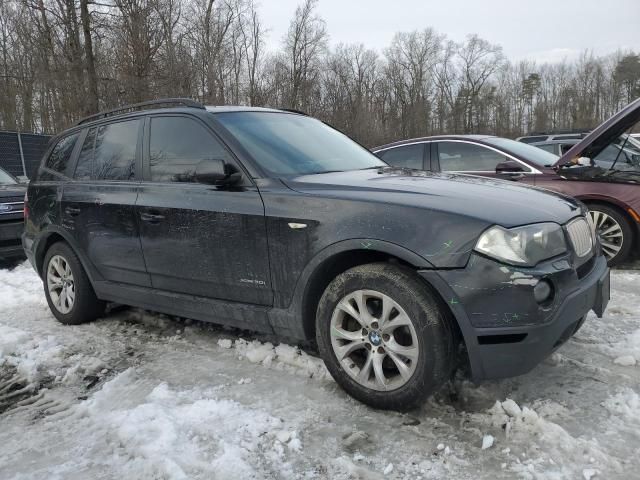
373;98;640;267
23;99;609;409
0;166;27;260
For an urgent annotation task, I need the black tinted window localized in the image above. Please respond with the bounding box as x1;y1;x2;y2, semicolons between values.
149;116;232;182
378;144;424;170
45;133;79;174
438;142;507;172
74;128;96;180
94;120;140;181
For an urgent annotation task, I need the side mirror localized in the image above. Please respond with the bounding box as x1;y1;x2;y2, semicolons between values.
17;175;30;184
495;160;525;175
195;159;240;185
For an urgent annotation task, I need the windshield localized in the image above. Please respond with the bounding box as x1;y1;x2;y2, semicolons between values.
215;112;386;175
485;137;559;167
574;129;640;172
0;168;18;185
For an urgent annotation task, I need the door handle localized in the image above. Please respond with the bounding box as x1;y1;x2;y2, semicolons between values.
65;206;81;216
140;212;165;224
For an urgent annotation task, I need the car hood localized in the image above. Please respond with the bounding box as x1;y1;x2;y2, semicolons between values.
283;168;583;227
558;97;640;166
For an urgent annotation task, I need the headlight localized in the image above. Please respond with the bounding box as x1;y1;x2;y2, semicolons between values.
475;223;567;266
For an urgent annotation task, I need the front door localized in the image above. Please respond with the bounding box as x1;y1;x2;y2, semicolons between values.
62;119;150;286
434;140;536;185
136;114;272;305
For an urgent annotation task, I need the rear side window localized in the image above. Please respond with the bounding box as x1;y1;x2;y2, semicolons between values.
94;120;140;181
74;127;96;180
377;144;425;170
148;116;232;182
45;133;79;175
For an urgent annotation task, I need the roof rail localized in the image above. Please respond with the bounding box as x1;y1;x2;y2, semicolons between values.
526;129;591;136
75;98;206;126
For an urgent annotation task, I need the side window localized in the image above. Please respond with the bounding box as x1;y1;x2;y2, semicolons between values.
74;127;96;180
378;144;424;170
94;120;140;181
149;116;233;183
44;133;79;175
560;144;574;155
438;142;508;172
536;144;557;154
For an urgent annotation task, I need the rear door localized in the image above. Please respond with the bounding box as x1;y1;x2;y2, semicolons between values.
62;118;150;286
376;143;426;170
136;114;271;305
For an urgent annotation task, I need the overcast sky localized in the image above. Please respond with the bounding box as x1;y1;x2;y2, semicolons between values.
259;0;640;63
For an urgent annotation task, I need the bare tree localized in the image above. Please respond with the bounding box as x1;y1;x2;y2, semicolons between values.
284;0;327;110
0;0;637;141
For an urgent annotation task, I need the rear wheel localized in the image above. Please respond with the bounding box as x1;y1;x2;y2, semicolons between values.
43;242;105;325
316;263;457;410
587;204;633;266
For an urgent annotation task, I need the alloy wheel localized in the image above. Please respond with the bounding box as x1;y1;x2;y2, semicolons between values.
47;255;75;314
329;289;419;391
589;210;623;261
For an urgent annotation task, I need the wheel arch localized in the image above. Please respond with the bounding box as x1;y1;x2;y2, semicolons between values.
297;239;435;342
34;227;100;283
581;198;637;239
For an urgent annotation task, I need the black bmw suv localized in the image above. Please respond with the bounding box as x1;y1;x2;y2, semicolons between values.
23;99;610;409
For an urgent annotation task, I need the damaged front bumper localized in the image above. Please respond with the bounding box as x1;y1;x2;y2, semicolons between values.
419;252;609;381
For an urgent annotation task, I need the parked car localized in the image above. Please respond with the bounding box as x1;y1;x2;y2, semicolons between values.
0;165;26;259
373;100;640;266
23;98;609;410
516;131;589;144
531;137;640;172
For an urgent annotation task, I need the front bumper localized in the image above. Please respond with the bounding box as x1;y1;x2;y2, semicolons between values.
0;220;25;259
420;252;609;381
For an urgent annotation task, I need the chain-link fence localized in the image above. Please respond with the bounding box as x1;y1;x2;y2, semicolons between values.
0;131;51;179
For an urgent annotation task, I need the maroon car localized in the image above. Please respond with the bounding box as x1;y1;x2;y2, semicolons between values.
372;98;640;266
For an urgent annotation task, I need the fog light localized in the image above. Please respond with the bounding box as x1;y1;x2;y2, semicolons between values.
534;279;553;304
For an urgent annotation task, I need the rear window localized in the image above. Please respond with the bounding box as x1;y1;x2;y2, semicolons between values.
44;133;79;175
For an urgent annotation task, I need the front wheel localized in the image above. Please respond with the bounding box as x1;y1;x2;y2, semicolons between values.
316;263;457;410
588;205;633;266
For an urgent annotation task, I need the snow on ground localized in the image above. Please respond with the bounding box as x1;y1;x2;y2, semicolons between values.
0;261;639;479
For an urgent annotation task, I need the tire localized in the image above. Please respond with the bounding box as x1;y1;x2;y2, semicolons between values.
43;242;105;325
587;204;634;267
316;262;458;410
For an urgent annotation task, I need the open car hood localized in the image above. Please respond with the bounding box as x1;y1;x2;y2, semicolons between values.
557;97;640;167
